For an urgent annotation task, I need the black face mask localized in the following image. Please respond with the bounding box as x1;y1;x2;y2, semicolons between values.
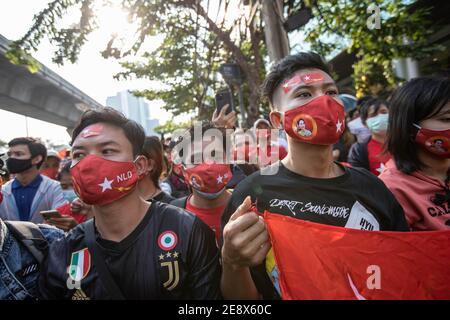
6;158;34;174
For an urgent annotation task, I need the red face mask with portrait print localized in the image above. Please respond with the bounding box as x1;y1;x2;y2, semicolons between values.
283;95;345;145
70;155;140;206
183;163;232;197
414;124;450;158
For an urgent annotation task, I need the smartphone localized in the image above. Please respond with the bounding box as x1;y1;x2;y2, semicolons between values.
215;89;234;115
40;210;62;220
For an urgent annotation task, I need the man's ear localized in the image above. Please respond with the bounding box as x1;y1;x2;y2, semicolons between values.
135;155;149;176
269;110;283;129
32;155;43;167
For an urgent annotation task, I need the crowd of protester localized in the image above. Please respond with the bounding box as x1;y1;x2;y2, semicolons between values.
0;51;449;300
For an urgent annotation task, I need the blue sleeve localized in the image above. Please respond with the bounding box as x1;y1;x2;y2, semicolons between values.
49;181;68;210
38;224;65;244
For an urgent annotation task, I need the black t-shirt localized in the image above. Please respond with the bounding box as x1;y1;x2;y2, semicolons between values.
149;191;175;204
39;201;221;300
221;161;408;299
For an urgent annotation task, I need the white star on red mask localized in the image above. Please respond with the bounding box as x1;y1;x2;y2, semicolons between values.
98;177;113;192
336;119;343;133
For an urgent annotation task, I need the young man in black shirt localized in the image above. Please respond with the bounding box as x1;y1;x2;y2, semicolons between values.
39;108;221;299
220;52;409;300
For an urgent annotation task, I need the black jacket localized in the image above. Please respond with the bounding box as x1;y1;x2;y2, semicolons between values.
170;196;188;209
347;137;370;170
39;201;221;300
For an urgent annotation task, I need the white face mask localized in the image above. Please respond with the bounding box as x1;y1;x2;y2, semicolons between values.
347;117;371;142
366;114;389;133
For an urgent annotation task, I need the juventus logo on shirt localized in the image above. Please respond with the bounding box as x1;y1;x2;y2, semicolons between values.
159;251;180;291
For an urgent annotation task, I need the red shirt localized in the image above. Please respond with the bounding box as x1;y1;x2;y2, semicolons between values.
367;138;391;176
379;159;450;231
185;195;225;244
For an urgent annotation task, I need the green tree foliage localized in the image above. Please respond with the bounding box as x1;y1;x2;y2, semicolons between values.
115;7;226;120
287;0;442;97
8;0;267;125
154;120;192;135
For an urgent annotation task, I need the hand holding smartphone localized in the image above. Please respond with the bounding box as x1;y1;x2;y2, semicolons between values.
40;210;63;220
215;89;234;115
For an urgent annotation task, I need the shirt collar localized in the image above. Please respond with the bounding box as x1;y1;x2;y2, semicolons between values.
12;174;43;189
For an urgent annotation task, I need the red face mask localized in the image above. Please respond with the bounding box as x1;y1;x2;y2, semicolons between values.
70;155;140;206
414;124;450;158
41;167;59;180
284;95;345;145
183;163;232;199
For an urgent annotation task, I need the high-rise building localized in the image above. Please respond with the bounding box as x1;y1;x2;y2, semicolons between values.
106;91;159;136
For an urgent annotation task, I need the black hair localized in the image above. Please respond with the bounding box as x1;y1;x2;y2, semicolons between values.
8;137;47;169
71;107;145;157
57;161;72;181
356;95;374;108
359;98;389;125
347;108;359;120
141;136;164;188
386;77;450;174
0;154;5;174
261;52;331;107
178;121;228;165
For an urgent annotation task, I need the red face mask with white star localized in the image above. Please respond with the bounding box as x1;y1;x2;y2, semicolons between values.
70;155;140;206
183;163;232;198
284;95;345;145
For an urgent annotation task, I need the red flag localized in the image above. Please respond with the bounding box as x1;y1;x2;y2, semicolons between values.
264;211;450;300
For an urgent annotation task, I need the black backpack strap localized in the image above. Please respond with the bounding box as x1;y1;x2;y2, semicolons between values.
169;196;188;209
84;219;125;300
4;221;48;264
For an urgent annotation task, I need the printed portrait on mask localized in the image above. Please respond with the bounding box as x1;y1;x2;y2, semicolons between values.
296;118;312;137
426;137;449;154
292;114;317;140
189;173;204;190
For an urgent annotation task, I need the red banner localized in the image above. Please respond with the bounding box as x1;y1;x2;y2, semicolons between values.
264;212;450;300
